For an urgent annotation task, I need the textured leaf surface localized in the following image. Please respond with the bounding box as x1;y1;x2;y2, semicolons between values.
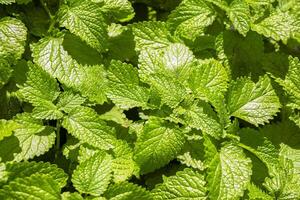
18;63;62;119
134;117;185;174
168;0;215;40
138;43;195;83
149;73;187;108
0;0;15;4
252;11;300;43
0;17;27;60
152;168;207;200
12;113;56;162
79;65;107;104
99;0;134;22
227;0;250;36
0;174;61;200
277;57;300;109
174;100;222;138
72;151;112;196
177;139;205;170
104;182;152;200
56;91;86;113
226;75;281;126
247;183;273;200
5;161;68;188
107;60;149;109
207;143;252;200
62;106;116;150
263;144;300;199
58;0;108;51
112;140;139;183
188;59;228;98
131;21;173;51
32;36;84;88
279;144;300;175
32;38;106;103
99;106;131;127
160;43;195;80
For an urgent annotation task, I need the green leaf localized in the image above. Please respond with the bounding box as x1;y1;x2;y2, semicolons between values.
148;73;187;108
62;106;116;150
216;31;265;80
279;144;300;175
252;10;300;43
227;0;251;36
106;60;149;109
58;0;108;52
0;174;62;200
99;106;132;127
31;36;84;88
0;17;27;61
56;91;86;113
152;168;207;200
18;63;62;120
277;56;300;109
131;21;174;51
263;144;300;199
5;161;68;188
177;138;205;171
104;182;152;200
168;0;216;40
107;23;135;61
259;120;300;149
77;144;99;163
138;48;164;80
245;0;273;6
159;43;195;80
32;36;108;104
188;58;228;98
99;0;134;22
207;143;252;199
239;128;279;171
0;135;21;162
112;140;139;182
139;44;195;108
72;151;112;196
138;43;195;83
0;0;15;4
173;100;222;138
9;113;56;162
0;119;19;141
79;65;107;104
21;6;50;37
61;192;84;200
247;183;273;200
226;75;281;126
134;117;185;174
62;32;103;66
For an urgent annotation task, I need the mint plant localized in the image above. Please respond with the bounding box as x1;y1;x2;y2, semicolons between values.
0;0;300;199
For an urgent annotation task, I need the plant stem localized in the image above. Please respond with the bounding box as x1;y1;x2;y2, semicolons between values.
40;0;54;19
48;16;57;33
55;120;61;160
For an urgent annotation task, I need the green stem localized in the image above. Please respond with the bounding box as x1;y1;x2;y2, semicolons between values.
55;120;61;160
47;16;57;33
40;0;54;19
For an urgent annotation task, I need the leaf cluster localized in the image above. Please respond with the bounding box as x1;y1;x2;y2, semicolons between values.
0;0;300;199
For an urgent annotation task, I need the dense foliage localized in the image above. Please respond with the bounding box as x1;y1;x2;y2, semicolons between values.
0;0;300;199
